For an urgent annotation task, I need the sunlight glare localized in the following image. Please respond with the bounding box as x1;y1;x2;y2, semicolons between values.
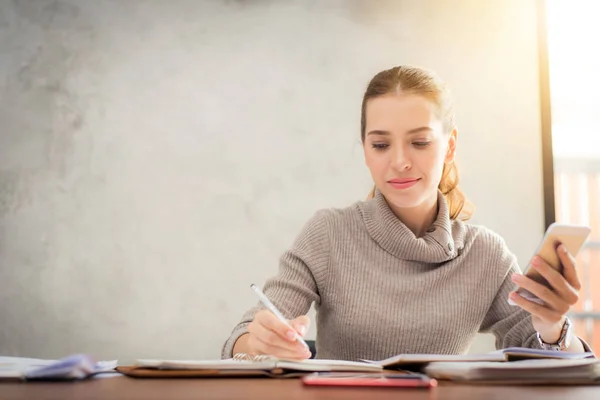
546;0;600;159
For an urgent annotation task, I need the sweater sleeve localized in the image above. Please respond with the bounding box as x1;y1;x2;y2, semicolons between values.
478;237;542;349
479;266;542;349
220;210;331;359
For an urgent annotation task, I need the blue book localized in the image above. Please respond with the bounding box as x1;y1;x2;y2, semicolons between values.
0;354;118;381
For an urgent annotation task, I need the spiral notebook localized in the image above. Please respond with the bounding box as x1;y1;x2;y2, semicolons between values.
117;353;383;379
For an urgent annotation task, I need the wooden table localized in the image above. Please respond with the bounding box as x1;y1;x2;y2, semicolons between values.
1;377;600;400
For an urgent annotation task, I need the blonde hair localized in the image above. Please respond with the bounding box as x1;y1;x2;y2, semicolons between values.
361;65;473;221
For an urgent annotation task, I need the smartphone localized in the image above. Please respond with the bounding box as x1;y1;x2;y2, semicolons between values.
301;372;437;388
509;223;591;306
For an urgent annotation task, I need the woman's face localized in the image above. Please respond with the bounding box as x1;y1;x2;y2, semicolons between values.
363;93;456;211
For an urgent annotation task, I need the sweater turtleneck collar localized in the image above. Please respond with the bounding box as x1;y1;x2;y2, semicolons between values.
358;189;467;263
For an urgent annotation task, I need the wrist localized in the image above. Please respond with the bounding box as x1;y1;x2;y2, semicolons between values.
536;316;574;350
537;318;566;344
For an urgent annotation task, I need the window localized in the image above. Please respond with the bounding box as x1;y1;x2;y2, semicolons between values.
543;0;600;352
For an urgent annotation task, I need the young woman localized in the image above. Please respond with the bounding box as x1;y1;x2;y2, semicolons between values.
221;65;588;361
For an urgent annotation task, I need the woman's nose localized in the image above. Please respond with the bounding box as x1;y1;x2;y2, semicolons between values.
392;147;411;171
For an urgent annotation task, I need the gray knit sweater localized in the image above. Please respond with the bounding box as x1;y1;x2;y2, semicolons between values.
221;190;541;361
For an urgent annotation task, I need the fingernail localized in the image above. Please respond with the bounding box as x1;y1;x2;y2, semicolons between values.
298;339;309;349
560;245;568;254
286;330;296;340
511;273;521;283
531;256;540;265
509;292;518;299
303;349;312;358
297;324;307;336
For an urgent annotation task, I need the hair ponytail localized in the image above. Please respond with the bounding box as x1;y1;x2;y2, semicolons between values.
438;162;473;221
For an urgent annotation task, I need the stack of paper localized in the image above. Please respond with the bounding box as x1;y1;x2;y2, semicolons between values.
0;354;118;381
424;358;600;384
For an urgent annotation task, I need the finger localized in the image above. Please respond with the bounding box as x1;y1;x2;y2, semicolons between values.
249;318;307;353
291;315;311;337
557;244;582;291
531;256;579;305
251;335;310;359
508;292;564;324
249;334;311;360
256;310;298;342
511;274;569;314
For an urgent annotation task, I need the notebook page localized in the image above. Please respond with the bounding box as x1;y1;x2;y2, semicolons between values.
134;356;383;373
134;358;278;371
234;353;382;370
275;358;383;372
369;352;507;368
498;347;596;360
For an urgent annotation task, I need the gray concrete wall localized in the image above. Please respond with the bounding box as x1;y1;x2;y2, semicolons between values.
0;0;543;363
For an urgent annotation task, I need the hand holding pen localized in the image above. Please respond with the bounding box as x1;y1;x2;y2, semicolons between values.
244;284;312;360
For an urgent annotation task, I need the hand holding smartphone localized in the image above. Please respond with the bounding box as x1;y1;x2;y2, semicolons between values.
509;223;591;306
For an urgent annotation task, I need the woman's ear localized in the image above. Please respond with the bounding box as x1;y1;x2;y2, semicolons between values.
445;129;458;164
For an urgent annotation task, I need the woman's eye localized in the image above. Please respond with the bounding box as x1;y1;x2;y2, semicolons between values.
413;142;431;148
372;143;389;150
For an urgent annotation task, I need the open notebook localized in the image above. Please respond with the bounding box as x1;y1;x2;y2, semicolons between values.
116;347;596;378
367;347;596;370
117;353;383;378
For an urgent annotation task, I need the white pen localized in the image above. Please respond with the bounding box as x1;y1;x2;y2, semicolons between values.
250;283;309;349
